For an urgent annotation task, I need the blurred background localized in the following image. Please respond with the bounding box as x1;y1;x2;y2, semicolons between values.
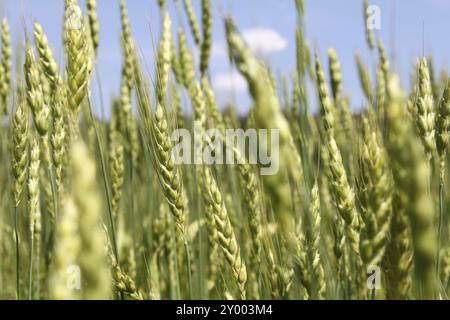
0;0;449;116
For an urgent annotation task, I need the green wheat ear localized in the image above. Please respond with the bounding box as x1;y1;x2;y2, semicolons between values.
0;18;12;115
315;54;361;266
225;16;303;250
416;57;436;160
435;77;450;160
86;0;100;58
34;22;63;89
156;13;172;105
359;117;392;270
1;0;450;302
200;0;212;75
152;103;187;236
203;167;247;300
384;74;436;299
182;0;201;46
310;181;326;299
105;226;143;300
356;53;374;103
64;1;91;134
178;28;196;93
12;99;29;207
24;45;50;137
109;131;124;222
295;0;305;17
328;48;343;105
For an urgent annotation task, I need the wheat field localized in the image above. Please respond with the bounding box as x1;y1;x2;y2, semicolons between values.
0;0;449;300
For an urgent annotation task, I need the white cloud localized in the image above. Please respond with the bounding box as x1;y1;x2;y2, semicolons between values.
242;28;287;55
212;71;247;92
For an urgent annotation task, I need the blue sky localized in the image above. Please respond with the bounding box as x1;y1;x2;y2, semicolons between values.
1;0;450;116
